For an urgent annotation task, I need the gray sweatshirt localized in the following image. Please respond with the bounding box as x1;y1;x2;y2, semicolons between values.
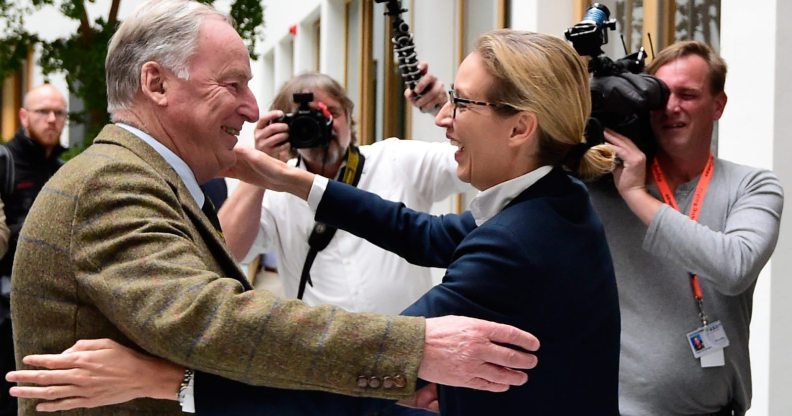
588;158;784;416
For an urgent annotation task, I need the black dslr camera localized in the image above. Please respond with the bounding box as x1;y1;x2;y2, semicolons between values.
565;3;669;158
279;92;333;149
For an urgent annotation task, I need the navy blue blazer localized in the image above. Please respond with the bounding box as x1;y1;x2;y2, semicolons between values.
195;373;385;415
195;168;620;415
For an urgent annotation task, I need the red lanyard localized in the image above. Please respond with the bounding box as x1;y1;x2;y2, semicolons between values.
651;154;715;325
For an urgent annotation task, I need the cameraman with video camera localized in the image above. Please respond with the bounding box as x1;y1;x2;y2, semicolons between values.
590;40;783;415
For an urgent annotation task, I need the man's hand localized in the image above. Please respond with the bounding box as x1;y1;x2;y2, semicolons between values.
397;383;439;413
404;62;447;115
254;110;292;162
418;316;540;392
5;339;183;412
603;128;647;196
603;128;662;225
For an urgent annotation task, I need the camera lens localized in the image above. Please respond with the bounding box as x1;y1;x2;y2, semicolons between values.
583;4;611;26
285;92;333;148
291;117;321;147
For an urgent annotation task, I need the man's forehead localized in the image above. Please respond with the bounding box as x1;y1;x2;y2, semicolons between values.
224;66;253;81
193;16;251;67
25;87;66;108
658;55;708;77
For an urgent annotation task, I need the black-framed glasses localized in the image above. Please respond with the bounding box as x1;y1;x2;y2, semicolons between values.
447;89;507;119
29;108;68;121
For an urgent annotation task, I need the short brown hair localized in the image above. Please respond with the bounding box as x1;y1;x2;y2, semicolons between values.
647;40;727;94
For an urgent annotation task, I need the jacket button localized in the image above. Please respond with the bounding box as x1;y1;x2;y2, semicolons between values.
368;376;381;388
382;376;394;389
357;376;368;388
393;374;406;388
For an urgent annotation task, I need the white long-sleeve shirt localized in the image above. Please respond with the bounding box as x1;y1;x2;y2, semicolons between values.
246;138;468;314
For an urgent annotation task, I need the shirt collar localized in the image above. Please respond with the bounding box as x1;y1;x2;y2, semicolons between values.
116;123;204;207
469;165;553;226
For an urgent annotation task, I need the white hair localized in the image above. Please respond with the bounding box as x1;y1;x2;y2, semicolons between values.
105;0;231;112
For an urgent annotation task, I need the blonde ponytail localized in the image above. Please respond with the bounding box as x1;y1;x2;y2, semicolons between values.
576;143;616;181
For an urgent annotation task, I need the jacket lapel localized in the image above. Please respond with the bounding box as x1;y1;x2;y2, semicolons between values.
182;203;253;290
94;125;252;290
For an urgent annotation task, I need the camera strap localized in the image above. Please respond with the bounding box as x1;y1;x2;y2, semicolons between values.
653;154;730;367
297;145;365;300
651;154;714;326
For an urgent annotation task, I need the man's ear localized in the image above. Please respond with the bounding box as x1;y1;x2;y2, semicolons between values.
140;61;169;106
713;91;727;121
18;107;30;130
509;111;538;147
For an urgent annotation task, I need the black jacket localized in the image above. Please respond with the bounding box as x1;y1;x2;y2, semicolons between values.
1;128;65;278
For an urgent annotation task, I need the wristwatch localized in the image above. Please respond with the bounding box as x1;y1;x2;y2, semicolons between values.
177;368;195;412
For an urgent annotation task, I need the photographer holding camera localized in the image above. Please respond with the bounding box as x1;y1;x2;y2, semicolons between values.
218;67;466;320
589;40;783;415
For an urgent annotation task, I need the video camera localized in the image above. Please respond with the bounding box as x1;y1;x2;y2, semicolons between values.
565;3;668;158
279;92;334;149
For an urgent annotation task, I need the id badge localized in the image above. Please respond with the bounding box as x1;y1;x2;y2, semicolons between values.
701;348;725;367
686;320;730;361
704;320;730;349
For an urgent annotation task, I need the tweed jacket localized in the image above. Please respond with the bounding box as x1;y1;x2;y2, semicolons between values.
11;125;424;415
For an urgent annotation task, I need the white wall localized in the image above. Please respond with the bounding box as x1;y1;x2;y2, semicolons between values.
295;7;320;73
720;1;791;414
260;0;322;54
409;0;456;143
318;0;345;81
511;0;575;38
768;3;792;413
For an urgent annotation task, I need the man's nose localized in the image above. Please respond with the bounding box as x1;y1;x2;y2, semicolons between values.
239;87;260;123
665;95;681;113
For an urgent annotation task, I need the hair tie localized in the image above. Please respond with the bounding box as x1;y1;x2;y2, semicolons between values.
567;141;591;162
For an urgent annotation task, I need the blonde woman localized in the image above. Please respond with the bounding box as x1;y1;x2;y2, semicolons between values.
246;29;621;415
